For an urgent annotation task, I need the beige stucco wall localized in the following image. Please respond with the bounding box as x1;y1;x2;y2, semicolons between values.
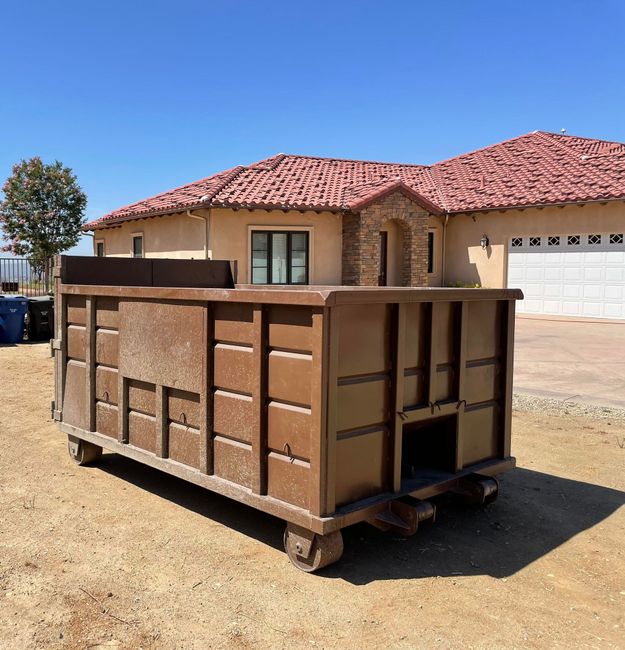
210;208;342;284
94;208;343;285
444;201;625;288
94;210;208;259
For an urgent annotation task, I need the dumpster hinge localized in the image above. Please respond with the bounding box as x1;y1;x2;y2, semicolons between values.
51;401;62;422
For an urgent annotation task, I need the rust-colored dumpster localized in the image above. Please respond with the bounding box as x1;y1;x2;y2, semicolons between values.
53;256;522;571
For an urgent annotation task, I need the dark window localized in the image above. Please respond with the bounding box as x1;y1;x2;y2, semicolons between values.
588;234;602;245
567;234;580;246
132;235;143;258
511;237;523;248
251;231;309;285
548;236;560;246
529;236;541;247
610;233;624;245
379;232;388;286
428;231;434;274
95;241;105;257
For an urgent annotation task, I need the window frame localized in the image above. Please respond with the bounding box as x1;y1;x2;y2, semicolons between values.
95;239;105;257
250;229;310;285
427;230;435;274
131;233;144;258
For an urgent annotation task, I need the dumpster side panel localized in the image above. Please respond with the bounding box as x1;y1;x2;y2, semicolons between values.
461;299;507;467
95;298;120;438
56;295;323;513
332;303;392;508
327;295;516;514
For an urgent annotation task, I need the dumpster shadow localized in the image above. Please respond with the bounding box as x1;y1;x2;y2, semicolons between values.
94;458;624;581
329;467;625;584
97;453;285;551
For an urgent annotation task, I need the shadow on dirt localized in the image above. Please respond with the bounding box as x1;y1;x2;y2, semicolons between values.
96;456;625;583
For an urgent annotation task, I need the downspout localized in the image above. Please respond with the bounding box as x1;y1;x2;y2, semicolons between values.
441;213;449;286
83;231;95;254
186;203;211;259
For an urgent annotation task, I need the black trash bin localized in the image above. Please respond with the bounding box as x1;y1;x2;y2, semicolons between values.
27;296;54;340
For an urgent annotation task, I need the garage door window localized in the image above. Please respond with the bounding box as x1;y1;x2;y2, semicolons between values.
548;236;560;246
588;234;602;245
529;237;541;247
567;235;580;246
511;237;523;248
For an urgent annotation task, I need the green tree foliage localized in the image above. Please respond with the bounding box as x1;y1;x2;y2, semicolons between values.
0;157;87;271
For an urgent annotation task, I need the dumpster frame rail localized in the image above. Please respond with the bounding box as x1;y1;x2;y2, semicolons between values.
61;421;514;535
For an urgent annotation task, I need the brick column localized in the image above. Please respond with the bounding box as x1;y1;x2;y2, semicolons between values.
341;191;430;286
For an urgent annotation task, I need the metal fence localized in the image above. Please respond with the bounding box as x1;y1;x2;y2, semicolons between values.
0;257;54;296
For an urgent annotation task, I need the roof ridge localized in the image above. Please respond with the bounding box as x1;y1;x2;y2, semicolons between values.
203;165;247;201
277;152;427;168
430;131;541;167
533;131;582;158
98;166;238;217
423;167;449;212
541;131;625;148
246;153;287;171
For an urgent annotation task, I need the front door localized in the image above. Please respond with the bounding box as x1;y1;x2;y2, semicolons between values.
378;231;388;286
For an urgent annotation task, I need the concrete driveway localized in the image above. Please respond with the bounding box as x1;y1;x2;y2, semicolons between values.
514;317;625;409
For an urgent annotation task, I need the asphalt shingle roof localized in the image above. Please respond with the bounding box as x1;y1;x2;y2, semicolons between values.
85;131;625;229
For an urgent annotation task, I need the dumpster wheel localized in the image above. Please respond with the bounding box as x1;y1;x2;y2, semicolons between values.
67;435;102;466
284;523;343;572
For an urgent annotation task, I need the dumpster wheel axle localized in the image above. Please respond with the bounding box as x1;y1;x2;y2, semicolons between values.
284;523;343;572
67;435;102;466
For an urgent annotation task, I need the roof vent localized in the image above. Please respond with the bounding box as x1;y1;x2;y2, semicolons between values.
560;128;567;135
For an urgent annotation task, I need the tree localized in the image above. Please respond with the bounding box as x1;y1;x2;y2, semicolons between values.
0;157;87;276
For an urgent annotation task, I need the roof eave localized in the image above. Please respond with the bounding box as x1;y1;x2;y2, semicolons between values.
447;195;625;216
82;202;211;231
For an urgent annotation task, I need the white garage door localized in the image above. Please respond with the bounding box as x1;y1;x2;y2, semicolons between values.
507;232;625;319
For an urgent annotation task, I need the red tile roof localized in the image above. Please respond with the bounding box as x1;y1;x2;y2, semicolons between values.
85;131;625;229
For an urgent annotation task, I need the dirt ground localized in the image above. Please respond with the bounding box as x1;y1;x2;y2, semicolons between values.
1;343;624;650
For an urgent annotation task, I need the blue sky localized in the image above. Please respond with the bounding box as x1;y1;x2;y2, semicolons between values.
2;0;625;255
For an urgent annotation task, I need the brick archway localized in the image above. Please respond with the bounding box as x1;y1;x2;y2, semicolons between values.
342;190;430;287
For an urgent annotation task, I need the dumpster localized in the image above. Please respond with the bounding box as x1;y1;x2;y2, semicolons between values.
53;255;522;571
0;295;27;343
27;296;54;340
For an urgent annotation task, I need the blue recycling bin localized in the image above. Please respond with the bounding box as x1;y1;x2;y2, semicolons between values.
0;296;28;343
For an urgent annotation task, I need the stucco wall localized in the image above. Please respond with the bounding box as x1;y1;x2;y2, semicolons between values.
94;210;208;259
210;208;342;284
444;201;625;288
94;208;343;285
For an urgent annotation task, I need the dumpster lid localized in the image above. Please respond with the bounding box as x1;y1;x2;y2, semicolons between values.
58;256;235;289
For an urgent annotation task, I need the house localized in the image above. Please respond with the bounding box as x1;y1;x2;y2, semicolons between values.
84;131;625;320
